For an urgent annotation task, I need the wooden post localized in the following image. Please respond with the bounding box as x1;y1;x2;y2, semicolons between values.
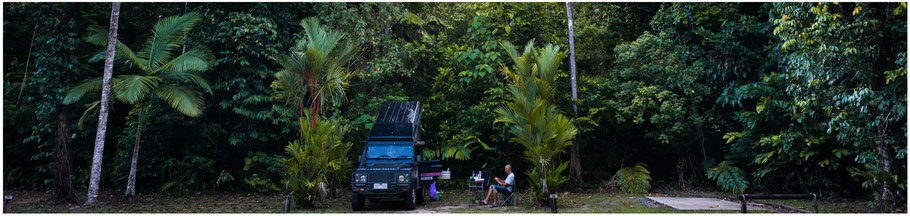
283;195;291;213
739;194;747;213
549;194;558;213
812;194;818;213
5;195;12;212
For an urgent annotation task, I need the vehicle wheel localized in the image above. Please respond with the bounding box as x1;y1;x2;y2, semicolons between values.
351;192;365;211
403;189;417;210
416;187;425;204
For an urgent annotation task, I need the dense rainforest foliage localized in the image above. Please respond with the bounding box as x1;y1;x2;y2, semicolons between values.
3;2;906;210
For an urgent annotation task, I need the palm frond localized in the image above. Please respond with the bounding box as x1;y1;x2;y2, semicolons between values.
401;12;427;25
77;100;102;129
615;163;652;194
63;77;104;104
159;70;213;94
272;17;358;108
312;65;352;108
332;41;358;66
153;47;215;75
86;26;149;70
271;52;306;73
155;85;204;117
113;74;161;104
536;44;564;82
271;69;308;105
706;161;749;194
142;12;203;70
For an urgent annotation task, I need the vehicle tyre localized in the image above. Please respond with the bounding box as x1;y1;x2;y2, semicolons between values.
403;189;417;210
351;192;365;211
416;187;425;204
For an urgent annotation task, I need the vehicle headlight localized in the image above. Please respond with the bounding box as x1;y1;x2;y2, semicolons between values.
398;174;409;183
355;174;367;183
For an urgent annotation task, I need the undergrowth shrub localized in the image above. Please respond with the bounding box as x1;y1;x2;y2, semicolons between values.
706;161;749;194
615;163;651;194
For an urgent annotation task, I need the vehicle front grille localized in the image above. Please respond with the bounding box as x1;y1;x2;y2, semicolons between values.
368;173;395;183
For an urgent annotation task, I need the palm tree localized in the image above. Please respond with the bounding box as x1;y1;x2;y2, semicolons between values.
495;40;577;206
83;2;120;206
270;17;358;204
270;17;358;136
64;12;214;197
280;109;352;207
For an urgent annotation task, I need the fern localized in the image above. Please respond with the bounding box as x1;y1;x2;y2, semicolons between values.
706;161;749;194
215;170;235;187
615;163;651;194
848;167;901;190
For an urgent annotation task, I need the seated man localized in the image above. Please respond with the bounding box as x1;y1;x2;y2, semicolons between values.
482;165;514;207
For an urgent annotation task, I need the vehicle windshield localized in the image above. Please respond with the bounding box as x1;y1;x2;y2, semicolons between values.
366;144;413;159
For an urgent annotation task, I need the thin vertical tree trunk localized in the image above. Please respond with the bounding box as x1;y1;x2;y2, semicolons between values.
53;104;77;204
125;105;143;197
16;6;40;105
565;2;584;189
84;2;120;206
876;125;896;208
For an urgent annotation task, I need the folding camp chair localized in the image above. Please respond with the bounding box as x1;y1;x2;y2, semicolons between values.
497;181;517;206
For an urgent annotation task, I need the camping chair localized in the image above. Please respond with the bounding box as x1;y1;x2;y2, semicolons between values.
498;180;517;206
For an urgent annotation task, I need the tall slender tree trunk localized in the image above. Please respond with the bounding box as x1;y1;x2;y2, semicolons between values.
125;105;144;197
565;2;584;189
84;2;120;206
876;125;896;208
53;104;77;204
16;6;40;105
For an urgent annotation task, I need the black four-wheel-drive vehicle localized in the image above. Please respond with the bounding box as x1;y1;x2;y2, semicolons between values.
350;101;443;211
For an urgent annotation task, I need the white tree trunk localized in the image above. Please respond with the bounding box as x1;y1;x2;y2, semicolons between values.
84;2;120;206
566;2;584;188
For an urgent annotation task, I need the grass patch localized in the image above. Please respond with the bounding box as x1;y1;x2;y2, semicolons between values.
4;188;884;213
760;199;880;213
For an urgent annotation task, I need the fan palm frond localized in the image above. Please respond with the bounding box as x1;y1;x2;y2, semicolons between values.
312;65;352;108
271;17;358;110
271;69;308;105
271;52;307;74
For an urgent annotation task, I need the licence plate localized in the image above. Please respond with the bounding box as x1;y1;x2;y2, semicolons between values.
373;183;388;189
420;177;434;180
